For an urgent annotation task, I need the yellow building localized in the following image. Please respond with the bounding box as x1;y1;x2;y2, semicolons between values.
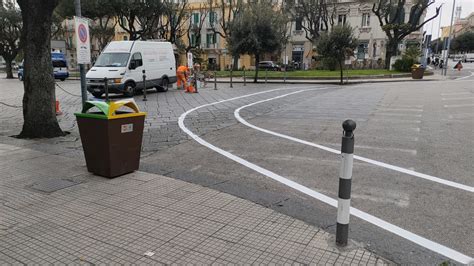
177;1;253;70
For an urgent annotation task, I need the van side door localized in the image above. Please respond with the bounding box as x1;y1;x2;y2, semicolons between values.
129;52;144;88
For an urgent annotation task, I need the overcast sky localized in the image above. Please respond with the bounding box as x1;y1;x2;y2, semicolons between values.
424;0;474;39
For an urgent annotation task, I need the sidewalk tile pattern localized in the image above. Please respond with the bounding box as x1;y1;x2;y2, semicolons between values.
0;144;388;264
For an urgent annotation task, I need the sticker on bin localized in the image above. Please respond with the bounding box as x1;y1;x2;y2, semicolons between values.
121;123;133;133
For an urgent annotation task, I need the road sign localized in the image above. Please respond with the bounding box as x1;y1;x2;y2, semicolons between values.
74;16;91;64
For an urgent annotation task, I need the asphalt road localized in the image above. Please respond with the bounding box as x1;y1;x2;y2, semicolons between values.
1;70;472;264
141;78;473;264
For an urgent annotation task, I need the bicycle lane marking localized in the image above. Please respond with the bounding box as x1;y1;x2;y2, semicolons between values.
178;89;473;265
234;92;474;193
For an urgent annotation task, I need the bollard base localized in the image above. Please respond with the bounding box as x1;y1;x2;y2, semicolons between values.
336;223;349;247
328;234;361;252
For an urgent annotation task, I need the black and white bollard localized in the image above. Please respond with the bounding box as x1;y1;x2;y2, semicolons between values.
214;71;217;90
142;70;147;101
336;119;356;247
230;68;233;88
104;77;109;102
265;69;268;84
243;69;246;86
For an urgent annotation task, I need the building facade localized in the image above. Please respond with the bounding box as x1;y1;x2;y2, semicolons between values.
284;0;424;69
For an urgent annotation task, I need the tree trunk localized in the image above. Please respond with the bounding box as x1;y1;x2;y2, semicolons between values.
232;55;239;71
17;0;64;138
254;54;259;83
4;58;14;79
385;40;399;69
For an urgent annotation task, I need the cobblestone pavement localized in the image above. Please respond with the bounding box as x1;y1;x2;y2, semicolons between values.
0;78;334;158
0;143;388;264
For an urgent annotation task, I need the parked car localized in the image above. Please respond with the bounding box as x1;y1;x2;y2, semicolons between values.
86;41;177;98
18;52;69;81
258;61;280;71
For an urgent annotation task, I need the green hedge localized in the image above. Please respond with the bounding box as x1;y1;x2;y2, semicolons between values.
393;58;416;72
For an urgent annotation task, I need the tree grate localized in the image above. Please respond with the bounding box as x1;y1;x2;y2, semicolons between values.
30;179;80;193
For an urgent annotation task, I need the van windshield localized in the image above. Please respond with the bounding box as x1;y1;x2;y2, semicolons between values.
94;53;130;67
52;60;67;68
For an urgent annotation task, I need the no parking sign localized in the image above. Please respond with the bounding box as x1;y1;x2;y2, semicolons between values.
74;17;91;64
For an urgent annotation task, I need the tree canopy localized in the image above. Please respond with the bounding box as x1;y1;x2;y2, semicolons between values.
451;32;474;53
0;1;22;78
283;0;335;43
372;0;440;68
227;0;288;82
316;25;358;84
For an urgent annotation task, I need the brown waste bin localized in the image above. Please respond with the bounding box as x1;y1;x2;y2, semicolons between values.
411;64;425;79
75;100;146;178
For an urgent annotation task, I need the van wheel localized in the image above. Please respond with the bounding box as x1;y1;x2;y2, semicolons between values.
124;82;136;97
60;78;65;81
157;78;169;92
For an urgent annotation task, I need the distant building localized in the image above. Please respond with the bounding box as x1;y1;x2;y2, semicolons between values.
438;11;474;51
284;0;424;69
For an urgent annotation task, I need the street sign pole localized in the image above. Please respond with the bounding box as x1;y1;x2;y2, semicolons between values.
443;0;456;76
74;0;87;106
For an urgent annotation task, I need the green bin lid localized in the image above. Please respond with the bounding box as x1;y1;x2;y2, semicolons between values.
74;99;146;120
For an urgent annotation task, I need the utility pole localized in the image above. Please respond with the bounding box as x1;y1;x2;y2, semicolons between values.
435;5;443;55
443;0;456;76
74;0;88;106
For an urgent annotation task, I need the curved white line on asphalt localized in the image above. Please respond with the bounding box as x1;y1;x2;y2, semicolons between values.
234;92;474;193
455;71;474;80
178;89;473;264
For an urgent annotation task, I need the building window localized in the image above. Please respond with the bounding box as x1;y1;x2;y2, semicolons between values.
295;17;303;31
338;14;346;25
362;13;370;27
123;35;128;41
191;34;200;47
357;42;368;59
192;13;199;25
209;12;216;26
206;33;216;48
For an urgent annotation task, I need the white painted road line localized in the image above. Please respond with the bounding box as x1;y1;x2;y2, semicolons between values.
377;108;423;112
444;104;474;108
442;97;474;101
235;91;474;193
455;71;474;80
323;143;417;155
441;92;471;96
178;89;473;264
375;113;423;118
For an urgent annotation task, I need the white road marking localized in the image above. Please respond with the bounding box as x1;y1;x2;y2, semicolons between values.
234;92;473;193
455;71;474;80
378;104;424;108
178;89;473;264
442;97;474;101
375;113;422;118
377;108;423;112
444;104;474;108
369;118;421;124
323;143;417;155
441;92;471;96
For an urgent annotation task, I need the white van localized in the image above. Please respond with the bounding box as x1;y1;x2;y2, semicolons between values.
463;53;474;63
86;41;177;97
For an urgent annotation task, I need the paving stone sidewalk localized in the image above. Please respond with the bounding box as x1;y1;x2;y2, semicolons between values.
0;143;389;265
